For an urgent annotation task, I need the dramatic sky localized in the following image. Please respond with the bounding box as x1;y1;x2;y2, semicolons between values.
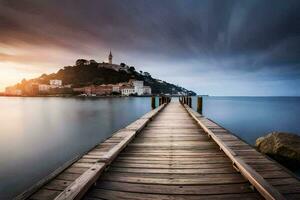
0;0;299;95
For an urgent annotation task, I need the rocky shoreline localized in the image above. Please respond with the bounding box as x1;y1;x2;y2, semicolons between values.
256;132;300;171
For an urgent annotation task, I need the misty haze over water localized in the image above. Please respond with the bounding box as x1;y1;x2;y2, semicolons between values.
0;96;300;198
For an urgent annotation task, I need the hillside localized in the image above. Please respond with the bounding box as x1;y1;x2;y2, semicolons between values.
10;60;196;96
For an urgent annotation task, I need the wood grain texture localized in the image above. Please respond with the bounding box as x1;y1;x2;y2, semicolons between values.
84;102;264;200
24;101;300;200
25;104;166;200
184;104;299;200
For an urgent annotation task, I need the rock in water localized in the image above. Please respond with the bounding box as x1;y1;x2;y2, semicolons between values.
256;132;300;169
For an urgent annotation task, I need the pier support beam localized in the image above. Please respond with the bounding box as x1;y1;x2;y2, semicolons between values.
151;96;156;109
159;97;162;106
197;96;203;114
187;96;192;108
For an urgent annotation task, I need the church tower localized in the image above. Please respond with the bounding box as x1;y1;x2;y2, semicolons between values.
108;51;113;64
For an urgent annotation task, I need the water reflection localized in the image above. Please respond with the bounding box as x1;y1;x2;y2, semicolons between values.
0;97;151;199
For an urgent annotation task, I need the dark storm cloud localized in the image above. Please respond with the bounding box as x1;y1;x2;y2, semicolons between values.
1;1;299;65
0;0;300;94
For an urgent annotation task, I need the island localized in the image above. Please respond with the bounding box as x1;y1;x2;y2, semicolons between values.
4;51;196;97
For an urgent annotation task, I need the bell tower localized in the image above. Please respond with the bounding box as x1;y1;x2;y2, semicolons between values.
108;50;113;64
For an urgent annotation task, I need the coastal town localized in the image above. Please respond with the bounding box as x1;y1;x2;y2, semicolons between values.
5;78;152;97
3;51;194;97
4;52;153;97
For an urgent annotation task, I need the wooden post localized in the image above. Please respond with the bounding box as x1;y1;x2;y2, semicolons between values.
197;96;203;114
188;96;192;108
159;97;162;105
151;96;156;109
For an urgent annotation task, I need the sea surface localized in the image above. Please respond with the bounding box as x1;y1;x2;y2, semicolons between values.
0;97;153;199
0;96;300;199
191;96;300;145
191;96;300;176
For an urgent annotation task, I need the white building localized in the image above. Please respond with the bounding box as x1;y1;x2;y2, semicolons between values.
133;80;144;95
132;80;152;95
38;84;50;92
121;87;135;96
50;80;62;86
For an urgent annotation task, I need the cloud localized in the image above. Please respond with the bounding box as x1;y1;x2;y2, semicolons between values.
0;0;299;95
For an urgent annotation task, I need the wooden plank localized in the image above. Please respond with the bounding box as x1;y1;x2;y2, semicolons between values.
56;173;81;181
111;162;233;169
184;105;286;200
95;181;255;195
276;183;300;194
116;155;229;160
64;167;89;174
25;103;167;200
120;152;226;157
44;180;73;191
100;172;247;185
28;101;300;200
54;163;106;200
54;104;167;200
114;158;232;164
109;166;237;174
30;189;62;200
125;119;149;132
88;189;262;200
96;131;136;163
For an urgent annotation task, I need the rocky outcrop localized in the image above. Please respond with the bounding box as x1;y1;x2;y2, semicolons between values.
256;132;300;169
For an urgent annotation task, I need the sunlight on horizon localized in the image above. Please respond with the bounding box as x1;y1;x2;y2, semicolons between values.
0;62;43;91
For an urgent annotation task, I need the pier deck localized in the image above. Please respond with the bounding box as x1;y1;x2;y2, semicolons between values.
24;100;300;200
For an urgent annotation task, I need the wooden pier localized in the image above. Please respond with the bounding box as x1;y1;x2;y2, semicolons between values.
20;99;300;200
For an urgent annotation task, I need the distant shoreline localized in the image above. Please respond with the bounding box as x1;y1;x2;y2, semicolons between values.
0;94;187;98
0;95;150;98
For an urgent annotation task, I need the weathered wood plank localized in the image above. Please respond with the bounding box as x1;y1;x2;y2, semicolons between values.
44;180;72;191
88;189;262;200
184;105;286;200
109;166;237;174
95;181;255;195
26;101;300;200
30;189;61;200
24;103;167;200
111;162;234;169
97;169;248;184
54;163;106;200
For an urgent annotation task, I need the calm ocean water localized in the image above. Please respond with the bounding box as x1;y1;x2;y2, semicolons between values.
191;96;300;145
0;96;300;198
0;97;152;199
